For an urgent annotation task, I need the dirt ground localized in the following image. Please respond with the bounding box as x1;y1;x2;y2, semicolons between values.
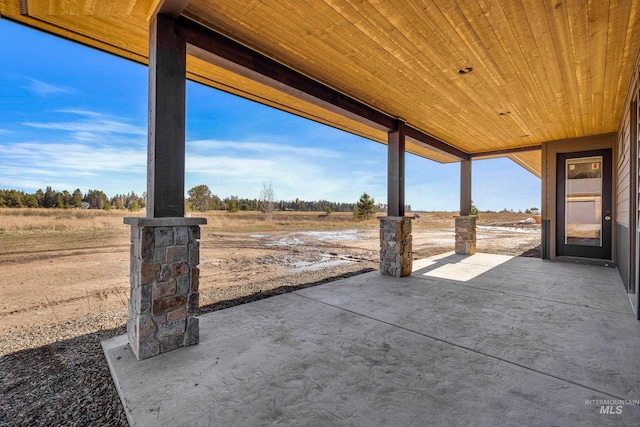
0;211;540;351
0;210;541;426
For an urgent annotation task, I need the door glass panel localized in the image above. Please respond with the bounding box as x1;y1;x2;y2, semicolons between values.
565;156;602;247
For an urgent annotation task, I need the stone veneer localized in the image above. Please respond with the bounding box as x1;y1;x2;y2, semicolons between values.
124;217;206;360
455;215;477;255
379;216;413;277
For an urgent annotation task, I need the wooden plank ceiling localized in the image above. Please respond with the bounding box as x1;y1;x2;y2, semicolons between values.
3;0;640;177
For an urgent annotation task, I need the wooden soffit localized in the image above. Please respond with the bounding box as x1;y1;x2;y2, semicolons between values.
3;1;640;177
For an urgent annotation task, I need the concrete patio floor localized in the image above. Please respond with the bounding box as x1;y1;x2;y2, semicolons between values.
103;252;640;426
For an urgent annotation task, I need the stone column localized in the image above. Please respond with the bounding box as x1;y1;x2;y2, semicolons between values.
124;217;206;360
380;216;412;277
455;215;477;255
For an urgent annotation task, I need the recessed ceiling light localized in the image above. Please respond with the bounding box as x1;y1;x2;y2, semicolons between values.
458;67;474;75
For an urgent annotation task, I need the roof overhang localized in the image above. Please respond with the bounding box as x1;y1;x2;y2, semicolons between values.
3;1;640;177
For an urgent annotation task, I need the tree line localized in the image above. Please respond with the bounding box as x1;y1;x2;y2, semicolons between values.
186;184;376;214
0;187;146;211
1;184;387;220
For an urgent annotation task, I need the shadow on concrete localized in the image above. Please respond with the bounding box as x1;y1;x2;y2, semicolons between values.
198;268;376;315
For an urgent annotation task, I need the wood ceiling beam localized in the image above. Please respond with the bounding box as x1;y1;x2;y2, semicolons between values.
150;0;190;19
470;145;542;159
404;127;468;161
175;16;468;161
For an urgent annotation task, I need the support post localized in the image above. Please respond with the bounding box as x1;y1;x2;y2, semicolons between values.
380;120;412;277
456;159;476;255
388;120;405;217
147;13;186;218
124;13;207;360
124;217;206;360
460;159;472;216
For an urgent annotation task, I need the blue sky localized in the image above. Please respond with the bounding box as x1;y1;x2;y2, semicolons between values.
0;19;540;212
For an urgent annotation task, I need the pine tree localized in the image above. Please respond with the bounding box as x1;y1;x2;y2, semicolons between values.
353;192;377;220
72;189;83;209
187;185;213;212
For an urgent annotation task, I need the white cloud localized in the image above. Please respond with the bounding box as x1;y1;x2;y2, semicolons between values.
22;109;146;139
23;78;74;97
0;110;148;193
189;139;341;159
0;142;146;175
184;139;386;202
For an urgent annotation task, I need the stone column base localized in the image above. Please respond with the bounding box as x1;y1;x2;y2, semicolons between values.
455;215;477;255
379;216;412;277
124;217;206;360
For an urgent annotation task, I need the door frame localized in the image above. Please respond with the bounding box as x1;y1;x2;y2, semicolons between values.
556;148;613;259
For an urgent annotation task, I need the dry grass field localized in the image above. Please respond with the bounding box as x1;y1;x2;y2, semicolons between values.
0;208;539;341
0;208;540;425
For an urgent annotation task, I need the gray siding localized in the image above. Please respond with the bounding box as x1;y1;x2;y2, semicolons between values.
616;222;630;290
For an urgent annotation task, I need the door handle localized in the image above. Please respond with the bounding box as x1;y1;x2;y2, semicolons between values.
605;215;611;221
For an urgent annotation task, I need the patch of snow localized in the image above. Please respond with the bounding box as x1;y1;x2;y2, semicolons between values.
265;237;305;247
296;230;361;241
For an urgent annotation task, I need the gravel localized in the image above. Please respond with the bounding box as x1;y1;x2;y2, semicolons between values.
0;268;376;427
0;314;129;426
